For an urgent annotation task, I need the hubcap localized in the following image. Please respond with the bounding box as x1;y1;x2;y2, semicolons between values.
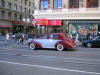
87;43;92;48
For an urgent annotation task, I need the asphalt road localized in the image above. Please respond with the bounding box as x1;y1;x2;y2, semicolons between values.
0;38;100;75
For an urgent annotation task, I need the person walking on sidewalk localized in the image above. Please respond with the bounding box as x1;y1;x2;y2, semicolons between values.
75;32;80;47
5;33;10;44
19;34;24;45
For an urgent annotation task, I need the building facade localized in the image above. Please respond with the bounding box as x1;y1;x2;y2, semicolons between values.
0;0;34;35
33;0;100;38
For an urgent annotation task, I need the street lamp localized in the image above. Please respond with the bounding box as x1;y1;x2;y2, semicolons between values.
22;18;30;34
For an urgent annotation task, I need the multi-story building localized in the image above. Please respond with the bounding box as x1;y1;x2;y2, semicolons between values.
33;0;100;38
0;0;34;35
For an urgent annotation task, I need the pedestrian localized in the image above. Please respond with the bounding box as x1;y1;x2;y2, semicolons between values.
75;33;80;47
86;31;91;40
5;33;10;44
19;34;24;45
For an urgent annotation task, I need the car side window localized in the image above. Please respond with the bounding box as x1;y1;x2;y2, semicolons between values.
51;34;58;39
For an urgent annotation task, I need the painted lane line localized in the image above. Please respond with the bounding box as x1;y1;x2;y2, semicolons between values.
0;61;100;75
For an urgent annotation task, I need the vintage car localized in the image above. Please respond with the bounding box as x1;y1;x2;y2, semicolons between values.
82;36;100;48
27;33;75;51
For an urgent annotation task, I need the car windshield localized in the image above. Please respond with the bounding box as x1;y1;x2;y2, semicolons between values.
93;36;99;40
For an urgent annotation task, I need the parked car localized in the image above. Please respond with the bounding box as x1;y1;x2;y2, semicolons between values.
27;33;75;51
82;36;100;48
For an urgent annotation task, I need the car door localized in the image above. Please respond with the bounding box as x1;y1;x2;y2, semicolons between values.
47;34;61;48
93;36;100;47
96;36;100;47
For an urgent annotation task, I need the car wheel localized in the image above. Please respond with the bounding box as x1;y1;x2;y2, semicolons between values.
57;44;64;51
29;43;35;50
87;43;92;48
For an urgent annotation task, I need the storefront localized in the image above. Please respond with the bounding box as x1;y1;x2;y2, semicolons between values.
0;25;11;35
0;20;12;35
27;23;35;34
68;20;100;39
32;19;62;34
12;21;24;34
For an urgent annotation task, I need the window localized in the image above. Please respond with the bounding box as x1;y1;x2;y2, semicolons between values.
19;6;22;11
51;34;58;39
19;15;22;20
29;9;31;14
25;0;28;5
1;0;5;7
21;0;23;3
54;0;62;9
79;0;83;8
87;0;98;8
14;4;17;10
40;0;49;10
8;12;11;19
33;3;34;8
24;8;26;12
32;10;34;14
69;0;79;8
1;10;5;18
14;13;17;20
29;1;31;6
8;2;11;8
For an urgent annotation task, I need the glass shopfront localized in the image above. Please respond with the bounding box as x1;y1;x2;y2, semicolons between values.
68;20;100;40
69;23;98;36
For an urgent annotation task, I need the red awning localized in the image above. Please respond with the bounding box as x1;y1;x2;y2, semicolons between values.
0;25;11;28
48;20;61;26
33;19;48;26
12;21;23;25
32;19;61;26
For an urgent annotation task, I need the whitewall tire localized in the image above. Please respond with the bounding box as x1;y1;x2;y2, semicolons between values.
57;44;64;51
87;43;92;48
29;43;35;50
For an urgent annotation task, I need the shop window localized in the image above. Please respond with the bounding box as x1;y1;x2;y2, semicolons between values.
69;0;79;8
87;0;98;8
40;0;49;10
53;0;62;9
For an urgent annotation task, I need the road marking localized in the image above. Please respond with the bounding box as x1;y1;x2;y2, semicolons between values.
0;61;100;75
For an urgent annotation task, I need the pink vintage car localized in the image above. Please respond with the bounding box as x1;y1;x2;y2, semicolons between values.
27;33;75;51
